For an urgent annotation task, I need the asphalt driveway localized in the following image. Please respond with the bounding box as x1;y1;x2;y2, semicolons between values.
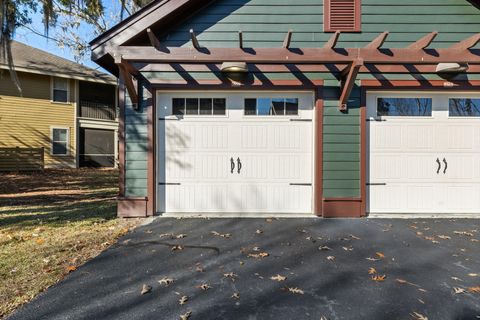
8;218;480;320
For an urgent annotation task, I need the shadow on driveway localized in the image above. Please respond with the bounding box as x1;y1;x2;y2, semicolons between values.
8;218;480;320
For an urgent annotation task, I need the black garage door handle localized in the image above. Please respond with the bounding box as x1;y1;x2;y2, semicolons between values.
237;157;242;174
443;158;448;174
230;157;235;174
436;158;441;174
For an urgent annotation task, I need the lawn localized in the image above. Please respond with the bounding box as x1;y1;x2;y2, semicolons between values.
0;169;140;318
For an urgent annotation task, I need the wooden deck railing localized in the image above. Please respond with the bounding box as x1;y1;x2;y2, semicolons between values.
0;147;44;172
79;101;117;121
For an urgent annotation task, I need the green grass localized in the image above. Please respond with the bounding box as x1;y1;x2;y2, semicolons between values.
0;169;139;318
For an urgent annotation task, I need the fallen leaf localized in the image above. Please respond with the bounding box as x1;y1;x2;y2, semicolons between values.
252;246;260;252
270;274;287;282
197;283;211;291
141;284;152;295
196;265;204;272
36;239;45;245
342;246;353;251
418;288;428;293
171;245;184;251
468;273;478;277
211;231;231;238
176;234;187;239
366;257;380;262
266;218;273;223
396;279;407;284
231;292;240;299
471;239;479;242
451;277;463;282
453;287;466;294
179;295;188;305
326;256;335;261
66;265;76;272
318;245;332;251
160;233;174;238
248;252;269;259
223;272;238;281
454;231;474;237
350;234;361;240
255;229;263;234
371;275;386;282
437;235;451;240
180;311;192;320
368;268;377;275
158;277;174;286
376;252;385;259
418;299;425;304
285;287;304;295
468;286;480;293
411;312;428;320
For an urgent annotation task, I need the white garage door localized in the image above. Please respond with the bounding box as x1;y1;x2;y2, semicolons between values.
156;92;314;214
367;93;480;214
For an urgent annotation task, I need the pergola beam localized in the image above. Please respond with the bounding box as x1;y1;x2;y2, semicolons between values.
115;46;480;64
450;33;480;50
339;59;363;111
147;28;168;53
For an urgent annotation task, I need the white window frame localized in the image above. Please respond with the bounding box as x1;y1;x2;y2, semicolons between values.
51;77;70;104
50;127;70;156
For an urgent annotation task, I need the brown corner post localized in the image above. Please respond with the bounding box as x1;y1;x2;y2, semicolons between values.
146;86;156;217
118;78;126;198
314;86;323;216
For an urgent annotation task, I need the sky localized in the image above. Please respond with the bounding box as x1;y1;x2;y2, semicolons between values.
14;1;130;72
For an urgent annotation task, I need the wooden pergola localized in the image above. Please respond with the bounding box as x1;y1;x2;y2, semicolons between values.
114;30;480;111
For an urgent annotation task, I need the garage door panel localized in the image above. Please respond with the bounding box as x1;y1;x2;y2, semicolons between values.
368;93;480;214
157;92;314;214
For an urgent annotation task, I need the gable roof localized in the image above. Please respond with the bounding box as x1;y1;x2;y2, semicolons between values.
1;41;115;84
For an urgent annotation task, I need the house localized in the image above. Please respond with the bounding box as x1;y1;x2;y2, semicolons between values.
91;0;480;218
0;41;118;168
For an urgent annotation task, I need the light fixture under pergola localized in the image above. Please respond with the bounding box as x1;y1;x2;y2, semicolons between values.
115;30;480;111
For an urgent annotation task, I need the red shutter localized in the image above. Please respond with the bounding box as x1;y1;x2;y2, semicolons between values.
324;0;361;32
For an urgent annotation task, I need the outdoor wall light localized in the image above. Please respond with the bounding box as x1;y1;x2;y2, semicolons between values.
436;63;469;73
221;62;248;73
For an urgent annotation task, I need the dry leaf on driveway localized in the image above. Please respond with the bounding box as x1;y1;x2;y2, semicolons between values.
223;272;238;281
468;273;478;277
159;277;174;286
368;267;377;275
283;287;304;295
468;286;480;293
171;245;184;251
326;256;335;261
371;275;386;282
366;257;380;262
141;284;152;295
376;252;385;259
318;245;332;251
248;252;269;259
180;311;192;320
66;265;77;273
197;283;211;291
454;231;474;236
211;231;231;238
411;312;428;320
179;296;188;305
453;287;466;294
231;292;240;299
255;229;263;234
437;235;451;240
270;274;287;282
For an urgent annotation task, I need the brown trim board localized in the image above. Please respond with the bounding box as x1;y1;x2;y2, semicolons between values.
314;86;323;216
118;78;126;197
118;197;148;218
147;86;156;216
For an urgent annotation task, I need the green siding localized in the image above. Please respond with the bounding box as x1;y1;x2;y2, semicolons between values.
124;82;149;197
129;0;480;199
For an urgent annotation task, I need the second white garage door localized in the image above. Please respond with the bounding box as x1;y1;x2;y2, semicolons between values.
367;92;480;214
156;92;314;214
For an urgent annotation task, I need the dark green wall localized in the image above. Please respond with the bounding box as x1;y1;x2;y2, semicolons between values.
125;0;480;199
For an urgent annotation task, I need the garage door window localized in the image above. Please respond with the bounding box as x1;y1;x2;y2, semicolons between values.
377;98;432;117
244;98;299;116
449;98;480;117
172;98;226;116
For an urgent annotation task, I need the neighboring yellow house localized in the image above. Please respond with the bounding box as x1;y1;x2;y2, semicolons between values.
0;41;118;168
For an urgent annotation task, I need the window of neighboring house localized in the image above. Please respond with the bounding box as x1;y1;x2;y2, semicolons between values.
324;0;361;32
51;128;69;156
52;77;69;103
